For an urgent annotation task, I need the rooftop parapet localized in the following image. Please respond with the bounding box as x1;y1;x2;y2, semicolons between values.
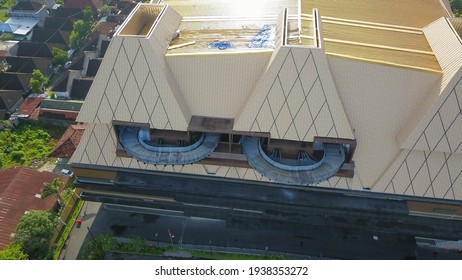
117;4;166;37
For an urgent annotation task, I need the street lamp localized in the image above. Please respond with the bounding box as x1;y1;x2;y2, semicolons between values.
209;240;212;256
155;233;159;248
87;226;96;242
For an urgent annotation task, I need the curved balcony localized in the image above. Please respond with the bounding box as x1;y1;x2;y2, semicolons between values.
241;136;345;185
119;126;220;165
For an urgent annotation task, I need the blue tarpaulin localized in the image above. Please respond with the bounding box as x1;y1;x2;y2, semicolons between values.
208;41;235;50
249;24;276;48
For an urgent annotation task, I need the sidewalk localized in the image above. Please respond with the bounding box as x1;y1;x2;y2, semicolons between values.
59;201;101;260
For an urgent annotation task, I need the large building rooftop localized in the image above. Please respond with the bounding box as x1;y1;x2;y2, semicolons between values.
72;0;462;202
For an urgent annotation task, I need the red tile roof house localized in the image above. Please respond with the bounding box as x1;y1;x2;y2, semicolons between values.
0;167;69;249
51;123;86;159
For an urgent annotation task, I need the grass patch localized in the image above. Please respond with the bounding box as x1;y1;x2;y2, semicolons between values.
52;199;84;260
190;249;286;260
0;121;66;169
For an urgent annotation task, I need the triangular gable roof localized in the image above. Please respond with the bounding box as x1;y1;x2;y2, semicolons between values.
16;42;53;58
77;4;191;130
31;29;70;45
0;167;69;250
235;46;354;141
5;56;51;73
0;73;31;91
0;90;23;111
44;17;74;32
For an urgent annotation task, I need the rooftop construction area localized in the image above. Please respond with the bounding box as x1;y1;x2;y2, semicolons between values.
162;0;300;53
127;0;449;71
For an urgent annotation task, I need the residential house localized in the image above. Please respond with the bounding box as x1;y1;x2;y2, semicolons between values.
50;122;85;159
0;90;23;120
0;167;69;250
8;0;48;27
43;17;74;32
0;73;31;91
3;56;51;73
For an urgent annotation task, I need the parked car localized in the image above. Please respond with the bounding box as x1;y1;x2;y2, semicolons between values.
61;169;73;177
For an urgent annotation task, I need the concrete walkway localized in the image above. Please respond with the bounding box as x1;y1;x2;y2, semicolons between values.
59;201;101;260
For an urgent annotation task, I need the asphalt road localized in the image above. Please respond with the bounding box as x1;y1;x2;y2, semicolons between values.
84;205;419;260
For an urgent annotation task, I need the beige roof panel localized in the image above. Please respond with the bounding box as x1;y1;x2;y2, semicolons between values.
300;0;449;72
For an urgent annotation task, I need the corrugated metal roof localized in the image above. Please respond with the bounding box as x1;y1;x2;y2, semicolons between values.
18;96;44;116
300;0;448;72
0;167;69;250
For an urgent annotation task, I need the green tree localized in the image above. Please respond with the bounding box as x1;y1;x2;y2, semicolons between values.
41;178;65;205
69;7;95;49
82;234;118;260
0;242;28;260
52;47;68;66
100;4;111;16
15;210;55;259
29;69;48;93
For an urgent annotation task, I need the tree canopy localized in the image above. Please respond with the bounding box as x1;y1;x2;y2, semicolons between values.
41;178;64;205
69;6;95;49
0;242;28;260
15;210;55;259
52;47;68;66
29;69;48;93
